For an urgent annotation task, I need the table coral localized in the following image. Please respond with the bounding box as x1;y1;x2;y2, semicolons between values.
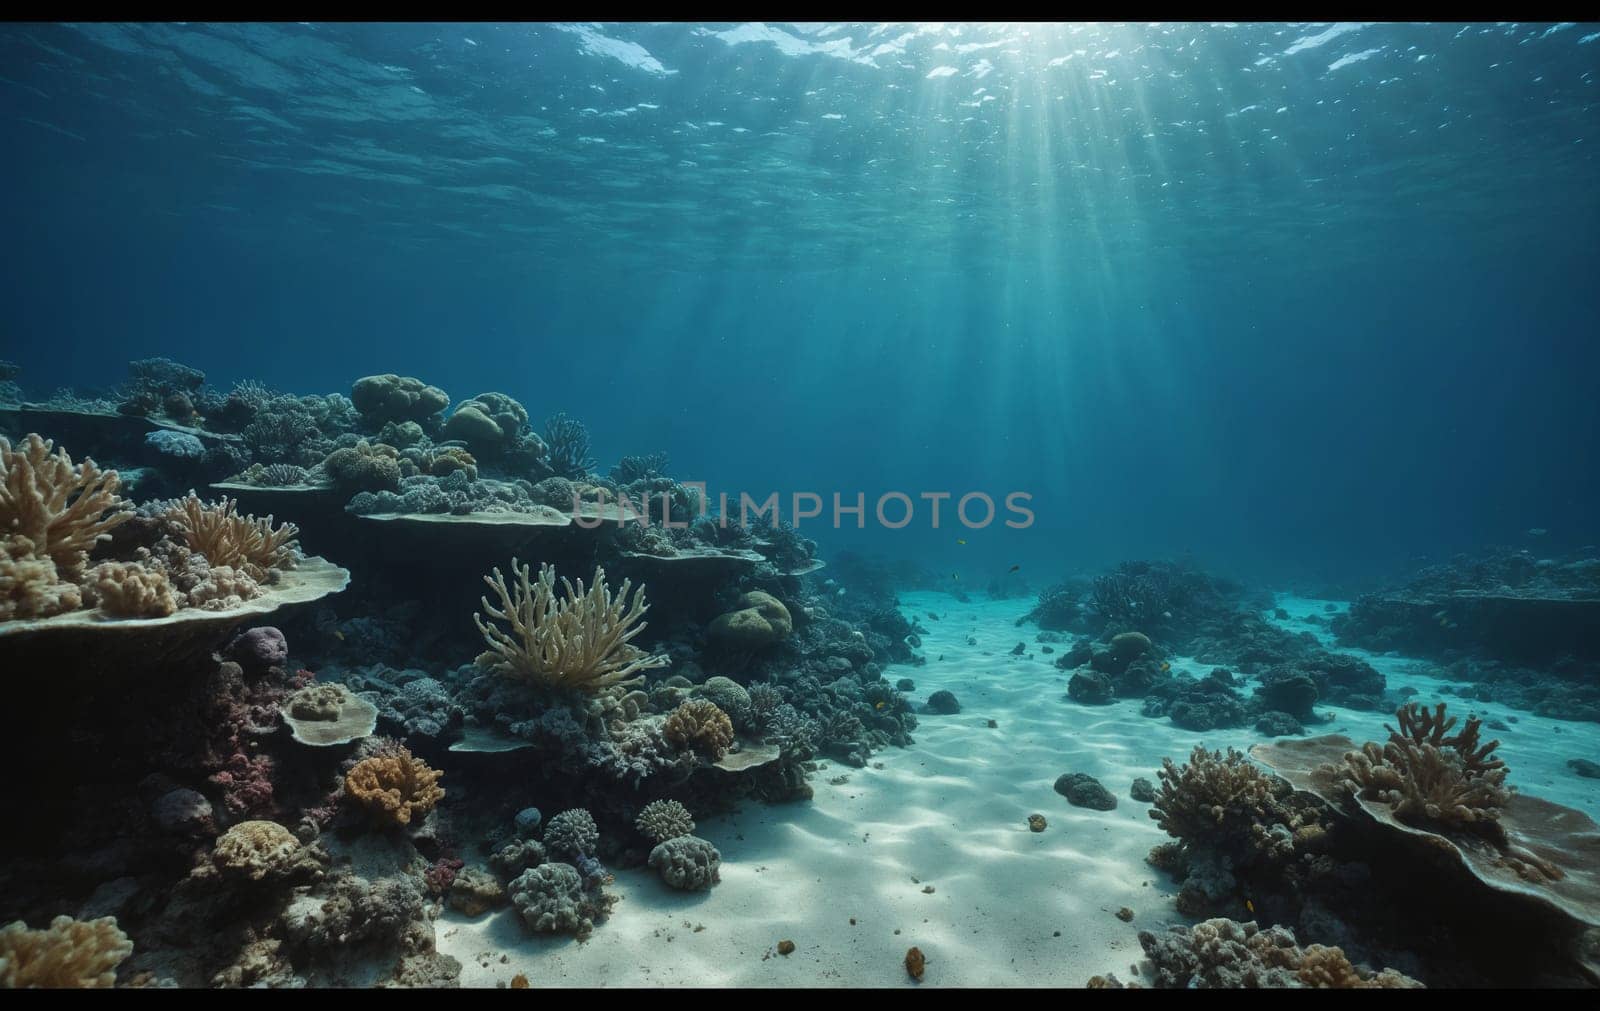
343;745;444;827
0;915;133;988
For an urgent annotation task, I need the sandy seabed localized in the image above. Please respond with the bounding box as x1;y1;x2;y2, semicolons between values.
437;592;1600;987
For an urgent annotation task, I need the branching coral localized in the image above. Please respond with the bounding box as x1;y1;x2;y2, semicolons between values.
1334;702;1510;835
542;412;596;479
1;434;131;619
0;915;133;988
165;495;300;579
344;745;445;827
473;559;669;692
635;799;695;843
1150;745;1285;843
662;700;735;760
165;493;299;579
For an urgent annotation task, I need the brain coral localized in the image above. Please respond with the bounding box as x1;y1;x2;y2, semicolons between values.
697;676;752;728
635;799;695;843
212;820;303;881
662;700;735;761
0;915;133;988
708;591;793;649
344;745;445;827
320;441;403;494
647;835;721;891
350;374;449;423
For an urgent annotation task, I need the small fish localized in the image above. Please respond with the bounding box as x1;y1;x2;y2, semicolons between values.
1008;564;1020;573
957;538;966;545
333;629;346;641
952;573;959;581
875;701;886;710
1246;899;1255;914
1160;661;1171;673
1528;527;1548;537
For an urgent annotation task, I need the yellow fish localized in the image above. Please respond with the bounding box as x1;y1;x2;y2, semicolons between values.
1161;661;1171;673
957;539;966;545
1246;899;1255;914
333;629;346;641
875;701;886;710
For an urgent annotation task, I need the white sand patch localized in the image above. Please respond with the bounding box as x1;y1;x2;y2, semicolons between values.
437;590;1600;986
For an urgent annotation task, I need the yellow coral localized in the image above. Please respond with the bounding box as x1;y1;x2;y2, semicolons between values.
165;494;298;579
0;915;133;988
345;746;445;827
474;559;669;692
662;700;735;760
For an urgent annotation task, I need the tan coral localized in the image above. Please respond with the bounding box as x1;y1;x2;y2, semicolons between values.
1334;702;1510;835
1150;745;1285;841
344;746;445;827
662;700;735;761
0;549;82;621
87;560;178;618
0;914;133;988
0;434;131;577
165;493;298;580
473;559;669;693
212;820;303;881
1;435;131;620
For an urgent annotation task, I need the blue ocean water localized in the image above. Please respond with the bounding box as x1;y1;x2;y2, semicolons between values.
3;22;1598;588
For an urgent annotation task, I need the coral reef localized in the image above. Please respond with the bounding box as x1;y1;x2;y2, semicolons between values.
1135;919;1422;989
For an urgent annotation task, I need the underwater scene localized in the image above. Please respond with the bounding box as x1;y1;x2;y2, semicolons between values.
2;21;1599;990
